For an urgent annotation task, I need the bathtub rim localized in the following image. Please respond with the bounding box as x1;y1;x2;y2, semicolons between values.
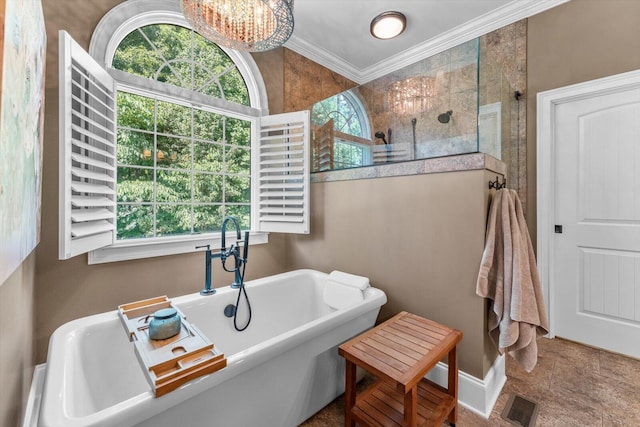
39;269;387;427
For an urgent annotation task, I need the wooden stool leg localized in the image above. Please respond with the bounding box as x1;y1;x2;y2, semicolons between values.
404;386;417;427
345;360;356;427
447;346;458;426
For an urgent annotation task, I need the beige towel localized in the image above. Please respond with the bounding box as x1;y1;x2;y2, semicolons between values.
476;188;549;372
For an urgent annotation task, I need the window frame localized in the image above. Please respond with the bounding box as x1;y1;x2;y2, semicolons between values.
333;138;373;169
86;1;271;264
311;91;373;170
339;91;371;140
89;0;269;115
311;91;371;140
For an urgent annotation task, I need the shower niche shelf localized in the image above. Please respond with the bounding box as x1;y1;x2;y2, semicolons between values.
118;295;227;397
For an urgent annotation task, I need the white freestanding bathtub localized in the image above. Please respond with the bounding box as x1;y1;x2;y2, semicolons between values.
37;269;386;427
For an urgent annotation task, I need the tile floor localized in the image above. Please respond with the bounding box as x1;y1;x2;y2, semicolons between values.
301;337;640;426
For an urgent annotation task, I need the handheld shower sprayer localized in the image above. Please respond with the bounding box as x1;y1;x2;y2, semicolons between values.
374;131;388;144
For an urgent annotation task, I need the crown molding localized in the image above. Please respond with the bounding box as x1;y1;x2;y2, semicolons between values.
286;0;571;85
284;35;363;84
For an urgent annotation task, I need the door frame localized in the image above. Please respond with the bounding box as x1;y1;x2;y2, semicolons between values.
537;68;640;339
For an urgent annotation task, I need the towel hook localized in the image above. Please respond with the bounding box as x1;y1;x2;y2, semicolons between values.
488;175;507;190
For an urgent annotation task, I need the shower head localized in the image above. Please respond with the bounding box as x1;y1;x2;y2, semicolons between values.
438;110;453;124
374;131;388;144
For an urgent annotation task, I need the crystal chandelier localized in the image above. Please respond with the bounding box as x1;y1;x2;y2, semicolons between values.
387;76;436;115
181;0;294;52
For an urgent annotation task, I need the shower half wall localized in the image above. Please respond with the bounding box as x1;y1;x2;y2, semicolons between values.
309;34;523;188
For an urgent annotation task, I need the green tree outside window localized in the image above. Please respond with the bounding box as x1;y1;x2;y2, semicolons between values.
312;93;371;169
113;24;252;239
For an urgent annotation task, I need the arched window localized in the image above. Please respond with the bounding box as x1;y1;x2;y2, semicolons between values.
311;92;369;139
111;23;253;239
58;0;309;262
112;24;250;104
311;92;371;170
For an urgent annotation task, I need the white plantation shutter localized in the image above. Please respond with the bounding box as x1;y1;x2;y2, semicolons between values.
313;119;334;172
59;31;117;259
255;110;310;233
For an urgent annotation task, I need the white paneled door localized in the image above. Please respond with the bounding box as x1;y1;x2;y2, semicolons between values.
553;84;640;357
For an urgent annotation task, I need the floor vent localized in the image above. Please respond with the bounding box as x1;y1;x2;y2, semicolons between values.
501;393;539;427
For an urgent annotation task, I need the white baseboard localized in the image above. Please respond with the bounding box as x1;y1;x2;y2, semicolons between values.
22;364;46;427
425;354;506;418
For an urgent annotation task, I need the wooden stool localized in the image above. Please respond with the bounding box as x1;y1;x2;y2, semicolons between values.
338;311;462;427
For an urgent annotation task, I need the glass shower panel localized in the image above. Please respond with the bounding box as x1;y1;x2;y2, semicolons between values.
478;40;517;189
310;39;481;172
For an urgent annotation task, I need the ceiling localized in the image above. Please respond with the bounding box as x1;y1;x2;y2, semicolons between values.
41;0;570;88
285;0;570;84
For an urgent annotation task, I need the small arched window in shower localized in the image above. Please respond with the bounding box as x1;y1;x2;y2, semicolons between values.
311;91;372;171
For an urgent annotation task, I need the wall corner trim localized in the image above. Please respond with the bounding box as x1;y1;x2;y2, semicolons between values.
21;364;46;427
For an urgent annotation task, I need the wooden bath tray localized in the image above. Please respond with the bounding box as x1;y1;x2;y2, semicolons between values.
118;296;227;397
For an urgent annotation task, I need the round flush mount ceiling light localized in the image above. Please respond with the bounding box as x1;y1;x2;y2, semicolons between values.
370;11;406;40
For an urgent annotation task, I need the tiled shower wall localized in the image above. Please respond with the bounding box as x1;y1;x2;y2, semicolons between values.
283;49;356;113
481;20;528;210
355;39;480;159
283;20;527;208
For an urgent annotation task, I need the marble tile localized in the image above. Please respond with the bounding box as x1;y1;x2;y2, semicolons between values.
501;377;601;426
421;50;451;73
433;67;451;98
449;39;480;66
310;153;506;183
599;350;640;386
506;349;555;390
450;91;478;136
455;405;492;426
502;375;549;400
594;371;640;417
450;63;478;94
538;337;601;371
299;375;375;426
550;361;607;411
283;49;356;113
490;388;517;417
484;154;508;175
299;406;342;427
479;20;527;205
535;396;603;427
603;410;640;427
303;337;640;426
294;20;527;199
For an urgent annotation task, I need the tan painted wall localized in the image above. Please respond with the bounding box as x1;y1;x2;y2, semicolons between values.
286;170;498;378
526;0;640;248
34;1;288;364
35;91;286;363
252;47;285;115
0;253;35;427
14;1;638;421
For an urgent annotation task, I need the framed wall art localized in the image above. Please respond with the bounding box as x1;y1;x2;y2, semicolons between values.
0;0;46;285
